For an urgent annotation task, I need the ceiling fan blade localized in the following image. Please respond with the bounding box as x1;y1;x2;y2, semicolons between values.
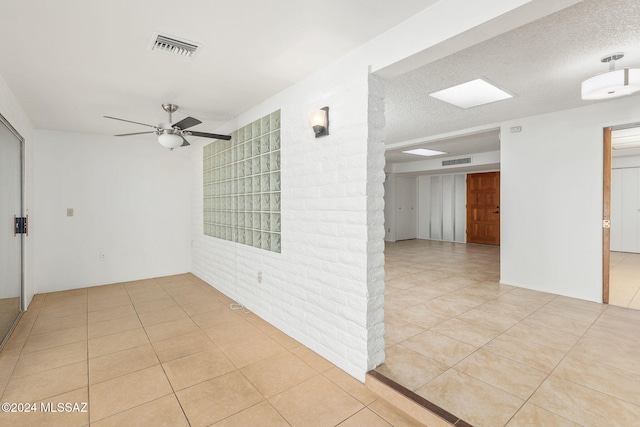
114;131;156;137
104;116;158;128
172;116;202;130
188;131;232;140
181;137;190;147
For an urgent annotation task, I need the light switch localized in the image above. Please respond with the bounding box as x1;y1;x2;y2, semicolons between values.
67;208;74;217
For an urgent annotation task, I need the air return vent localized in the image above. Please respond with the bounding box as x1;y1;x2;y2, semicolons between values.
151;33;199;58
442;157;472;167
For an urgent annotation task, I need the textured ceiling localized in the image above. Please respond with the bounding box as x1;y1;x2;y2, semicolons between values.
384;0;640;155
0;0;436;137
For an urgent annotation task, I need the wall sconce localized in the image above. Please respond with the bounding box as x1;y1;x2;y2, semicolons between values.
309;107;329;138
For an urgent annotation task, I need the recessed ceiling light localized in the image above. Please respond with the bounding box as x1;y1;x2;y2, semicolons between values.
402;148;448;157
429;79;513;109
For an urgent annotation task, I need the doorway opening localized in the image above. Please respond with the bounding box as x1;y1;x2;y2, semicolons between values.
605;124;640;309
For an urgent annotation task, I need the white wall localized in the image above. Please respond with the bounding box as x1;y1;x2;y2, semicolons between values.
33;130;191;293
501;95;640;302
0;74;35;309
189;0;556;382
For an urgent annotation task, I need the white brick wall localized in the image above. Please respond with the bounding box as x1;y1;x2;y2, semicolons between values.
190;63;385;381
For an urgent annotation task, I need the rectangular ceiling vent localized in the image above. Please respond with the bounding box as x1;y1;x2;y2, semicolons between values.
151;34;199;58
442;157;472;167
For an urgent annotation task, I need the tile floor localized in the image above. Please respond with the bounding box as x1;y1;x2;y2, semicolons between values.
609;251;640;309
0;274;423;427
378;239;640;427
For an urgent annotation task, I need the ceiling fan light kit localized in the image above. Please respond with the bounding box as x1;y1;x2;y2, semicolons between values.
104;104;231;150
581;53;640;101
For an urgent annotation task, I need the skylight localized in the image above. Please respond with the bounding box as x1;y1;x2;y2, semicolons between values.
402;148;448;157
429;79;512;109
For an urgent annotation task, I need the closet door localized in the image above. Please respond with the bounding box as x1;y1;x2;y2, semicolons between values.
0;116;23;349
395;176;417;240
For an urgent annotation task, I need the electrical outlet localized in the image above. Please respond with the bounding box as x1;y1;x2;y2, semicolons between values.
257;272;263;284
99;253;106;261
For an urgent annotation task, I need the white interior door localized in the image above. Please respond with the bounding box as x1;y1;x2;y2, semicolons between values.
395;176;417;240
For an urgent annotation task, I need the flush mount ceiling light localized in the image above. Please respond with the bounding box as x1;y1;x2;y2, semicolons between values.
581;53;640;100
402;148;448;156
429;79;513;109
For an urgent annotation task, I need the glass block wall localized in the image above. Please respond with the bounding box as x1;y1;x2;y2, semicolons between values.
203;110;281;253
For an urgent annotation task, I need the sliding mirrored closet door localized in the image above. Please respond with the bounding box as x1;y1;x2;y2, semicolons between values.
0;114;23;350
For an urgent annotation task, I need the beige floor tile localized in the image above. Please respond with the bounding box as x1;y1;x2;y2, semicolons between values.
524;310;593;337
30;313;88;335
11;341;87;378
455;349;547;400
483;334;566;373
269;375;363;427
0;386;89;427
137;305;189;327
177;370;264;427
180;299;226;317
529;375;640;427
211;401;289;427
127;288;171;303
88;304;136;324
37;303;87;322
506;403;581;427
190;307;242;329
89;365;173;422
144;317;200;343
204;318;263;345
218;333;286;368
324;367;378;405
457;307;521;332
387;303;449;329
87;295;132;312
132;297;178;314
163;348;235;390
375;345;447;391
553;352;640;406
91;394;189;427
290;345;335;373
88;327;149;359
89;344;159;384
384;317;425;345
269;329;301;349
399;330;476;367
151;330;217;363
431;317;500;347
368;396;434;427
88;314;142;340
2;361;87;402
416;369;524;427
21;325;87;354
338;407;393;426
241;351;317;398
504;319;581;353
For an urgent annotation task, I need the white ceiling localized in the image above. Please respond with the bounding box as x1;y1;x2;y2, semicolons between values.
2;0;640;162
383;0;640;163
0;0;436;137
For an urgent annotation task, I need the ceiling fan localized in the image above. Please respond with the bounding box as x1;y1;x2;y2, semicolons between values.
104;103;231;150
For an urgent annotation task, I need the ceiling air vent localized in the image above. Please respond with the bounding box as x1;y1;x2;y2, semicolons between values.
151;33;199;58
442;157;472;167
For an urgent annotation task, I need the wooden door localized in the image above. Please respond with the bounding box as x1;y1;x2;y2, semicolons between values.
466;172;500;245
